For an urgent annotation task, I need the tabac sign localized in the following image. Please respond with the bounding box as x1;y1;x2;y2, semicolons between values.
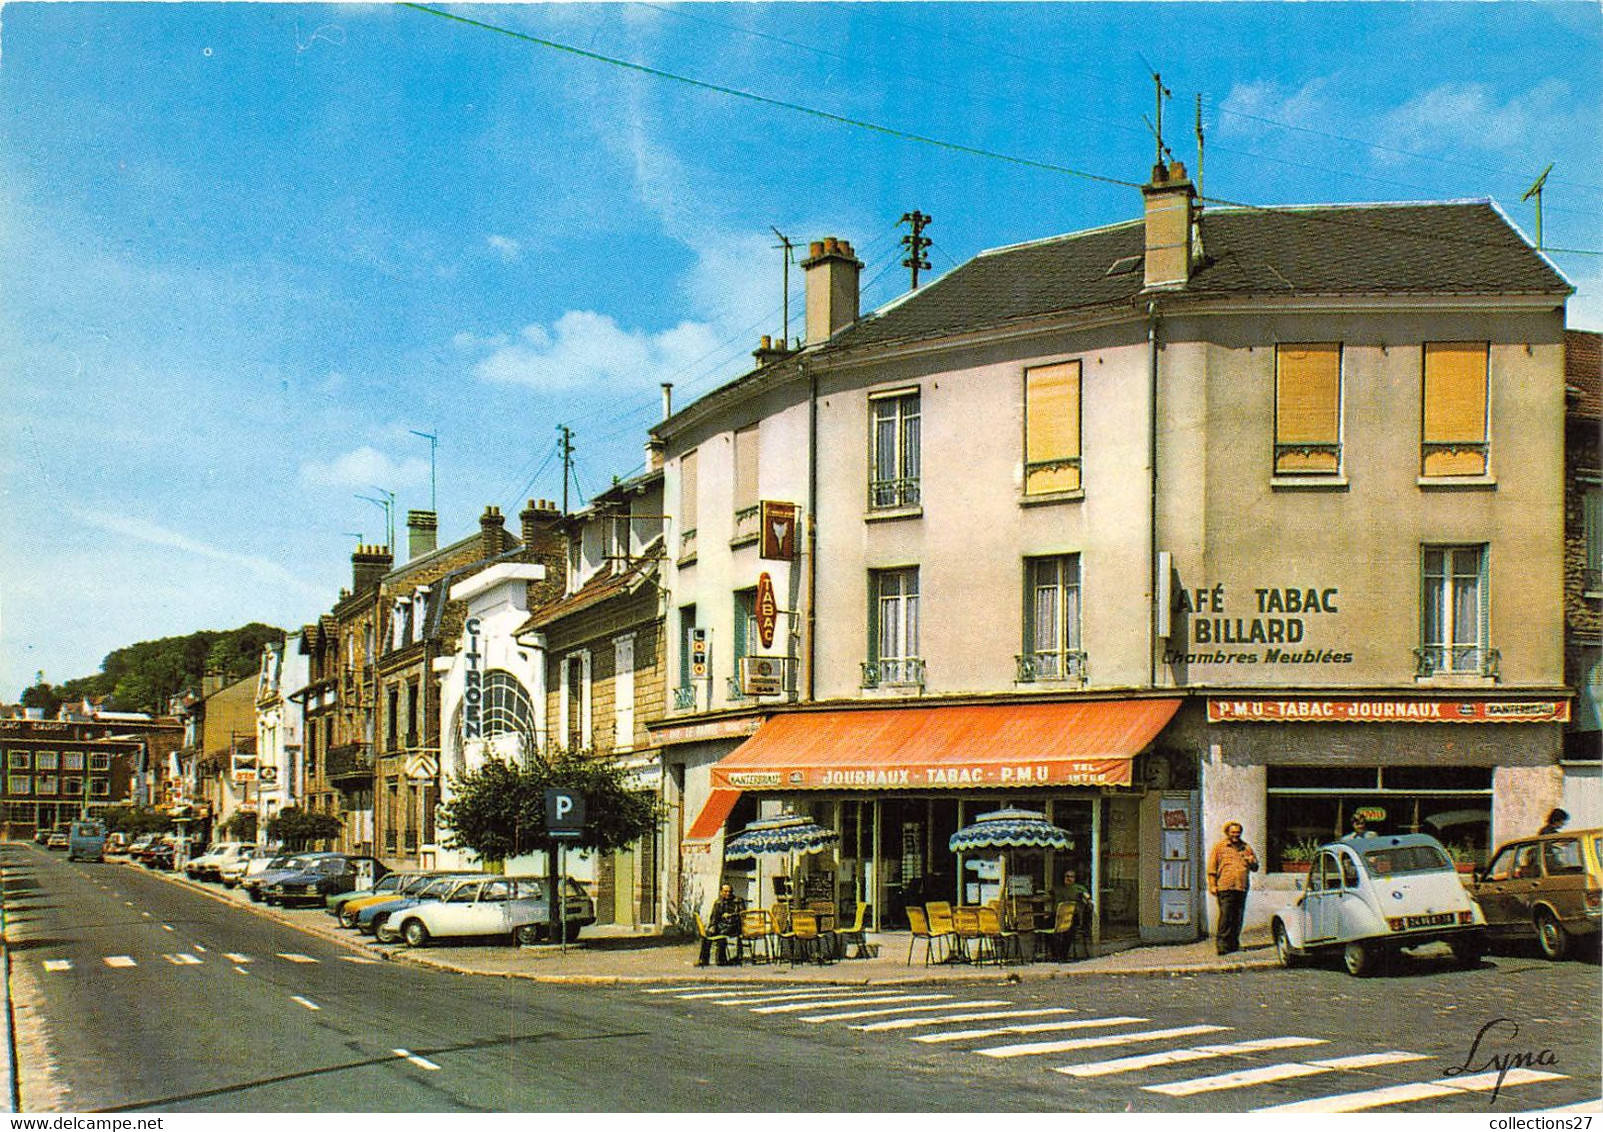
1208;698;1571;724
714;758;1133;790
755;572;779;649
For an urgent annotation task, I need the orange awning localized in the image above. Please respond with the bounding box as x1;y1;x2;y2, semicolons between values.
710;699;1181;792
684;787;742;843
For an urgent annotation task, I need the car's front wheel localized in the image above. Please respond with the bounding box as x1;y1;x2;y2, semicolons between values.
1535;909;1570;961
402;919;430;948
1273;921;1302;967
340;907;362;929
1343;939;1381;977
515;924;543;946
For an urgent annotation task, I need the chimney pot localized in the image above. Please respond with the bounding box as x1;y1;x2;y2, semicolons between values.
801;231;864;346
808;240;825;258
1142;159;1196;290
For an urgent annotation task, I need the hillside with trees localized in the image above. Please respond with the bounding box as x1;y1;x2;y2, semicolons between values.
19;622;286;715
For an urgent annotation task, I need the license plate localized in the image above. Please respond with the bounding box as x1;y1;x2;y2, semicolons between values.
1405;912;1455;928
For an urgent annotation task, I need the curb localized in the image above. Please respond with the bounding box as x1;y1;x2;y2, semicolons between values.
126;860;1282;986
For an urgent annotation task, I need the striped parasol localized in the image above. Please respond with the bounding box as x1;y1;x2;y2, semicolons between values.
725;813;840;860
949;808;1073;853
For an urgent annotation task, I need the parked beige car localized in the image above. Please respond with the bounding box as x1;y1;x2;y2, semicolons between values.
1469;828;1602;960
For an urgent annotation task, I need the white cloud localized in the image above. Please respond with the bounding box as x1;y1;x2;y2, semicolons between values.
469;310;721;392
1377;80;1574;157
1217;78;1336;140
451;330;507;354
486;234;522;263
70;508;325;602
297;446;429;490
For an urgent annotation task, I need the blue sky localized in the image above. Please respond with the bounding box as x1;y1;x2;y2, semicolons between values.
2;2;1600;699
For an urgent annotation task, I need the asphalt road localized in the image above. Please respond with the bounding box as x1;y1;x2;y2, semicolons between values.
5;842;1600;1113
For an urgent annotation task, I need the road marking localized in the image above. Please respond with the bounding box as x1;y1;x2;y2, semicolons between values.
42;960;72;973
193;945;207;953
1253;1068;1568;1113
163;953;202;965
339;956;379;964
855;1007;1073;1032
103;956;137;969
393;1048;441;1071
278;953;319;964
141;911;152;918
677;988;837;1002
1057;1036;1329;1078
753;994;953;1015
123;901;134;907
802;1000;1014;1023
1145;1050;1430;1096
1529;1101;1603;1114
916;1016;1150;1045
644;984;763;994
290;995;321;1011
234;967;251;976
974;1023;1229;1057
224;953;252;963
161;924;175;932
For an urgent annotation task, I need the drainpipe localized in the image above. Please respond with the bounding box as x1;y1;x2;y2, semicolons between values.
1147;301;1161;689
804;359;818;702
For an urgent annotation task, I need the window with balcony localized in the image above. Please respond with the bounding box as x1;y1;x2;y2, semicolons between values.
733;424;760;544
1019;555;1085;682
1421;342;1490;477
675;605;699;709
1275;344;1342;475
1419;545;1494;676
864;567;922;687
869;389;921;510
1024;360;1082;494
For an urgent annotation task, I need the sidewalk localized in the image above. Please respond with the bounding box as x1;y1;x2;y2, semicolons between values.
138;860;1279;985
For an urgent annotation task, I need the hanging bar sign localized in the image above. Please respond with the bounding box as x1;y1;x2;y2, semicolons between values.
756;572;778;649
760;501;798;561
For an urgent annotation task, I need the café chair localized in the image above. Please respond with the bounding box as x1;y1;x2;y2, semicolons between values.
905;905;947;966
740;909;774;964
1050;900;1089;961
975;904;1015;965
694;913;736;967
770;903;797;963
835;902;872;959
925;901;959;962
789;909;834;965
951;906;984;964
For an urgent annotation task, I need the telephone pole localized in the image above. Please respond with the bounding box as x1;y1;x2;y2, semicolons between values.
1522;164;1553;250
899;211;932;290
558;425;574;515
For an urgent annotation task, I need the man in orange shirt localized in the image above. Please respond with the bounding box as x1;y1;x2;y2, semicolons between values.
1207;820;1259;955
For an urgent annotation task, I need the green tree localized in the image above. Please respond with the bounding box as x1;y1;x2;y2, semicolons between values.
439;750;662;938
220;811;258;842
99;805;174;836
266;807;343;851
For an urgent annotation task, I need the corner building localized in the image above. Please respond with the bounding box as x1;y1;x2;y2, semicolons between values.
653;163;1574;944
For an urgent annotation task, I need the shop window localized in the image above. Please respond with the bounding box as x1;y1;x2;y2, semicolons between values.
865;567;922;687
1024;360;1082;494
869;389;921;510
1275;344;1343;475
1020;555;1083;682
1266;768;1491;872
1421;341;1489;476
1420;545;1492;676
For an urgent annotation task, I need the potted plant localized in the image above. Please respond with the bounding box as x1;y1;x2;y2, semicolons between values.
1444;842;1479;874
1278;837;1323;873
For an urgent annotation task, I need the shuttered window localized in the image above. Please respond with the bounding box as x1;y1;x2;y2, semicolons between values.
1422;342;1489;476
1024;361;1082;494
1275;344;1342;474
678;448;699;561
733;426;759;512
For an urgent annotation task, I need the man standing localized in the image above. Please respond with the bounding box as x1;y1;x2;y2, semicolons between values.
1207;820;1259;955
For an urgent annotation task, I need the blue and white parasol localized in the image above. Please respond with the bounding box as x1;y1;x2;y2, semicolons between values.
725;813;840;860
949;808;1073;853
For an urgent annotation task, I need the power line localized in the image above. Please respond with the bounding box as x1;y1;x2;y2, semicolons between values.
403;4;1144;192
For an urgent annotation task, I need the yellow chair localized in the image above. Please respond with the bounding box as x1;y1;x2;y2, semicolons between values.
740;909;774;964
770;903;797;963
905;905;944;966
1050;899;1090;961
952;906;984;964
789;909;833;965
976;904;1017;965
835;901;871;959
694;913;735;967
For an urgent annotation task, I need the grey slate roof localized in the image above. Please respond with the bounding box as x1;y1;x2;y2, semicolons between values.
824;201;1571;354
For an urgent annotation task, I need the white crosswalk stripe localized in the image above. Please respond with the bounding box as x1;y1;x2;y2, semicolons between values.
277;953;319;964
801;1001;1014;1023
974;1023;1229;1057
103;956;137;968
224;953;252;964
1254;1068;1568;1113
340;956;379;964
854;1007;1073;1032
393;1048;441;1071
753;994;952;1015
1057;1036;1328;1078
42;960;72;973
1143;1050;1429;1096
162;953;202;965
677;988;841;1002
916;1016;1150;1045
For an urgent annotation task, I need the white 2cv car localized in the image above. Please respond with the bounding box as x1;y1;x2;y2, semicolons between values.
379;875;596;947
1271;833;1487;976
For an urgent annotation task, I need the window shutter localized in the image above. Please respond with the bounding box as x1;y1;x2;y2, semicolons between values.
1025;361;1082;493
1275;344;1341;473
1423;343;1489;475
679;449;699;529
734;426;759;512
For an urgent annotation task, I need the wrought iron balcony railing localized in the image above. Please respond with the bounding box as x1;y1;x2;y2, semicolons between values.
1414;646;1500;679
673;685;698;711
324;742;374;782
869;477;921;510
861;657;926;689
1015;650;1088;683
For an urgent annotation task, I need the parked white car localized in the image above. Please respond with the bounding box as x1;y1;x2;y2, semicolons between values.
219;845;282;888
379;876;596;948
1271;833;1487;976
185;841;256;881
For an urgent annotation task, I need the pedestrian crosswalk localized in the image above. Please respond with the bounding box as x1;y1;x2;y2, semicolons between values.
634;982;1582;1113
38;950;359;972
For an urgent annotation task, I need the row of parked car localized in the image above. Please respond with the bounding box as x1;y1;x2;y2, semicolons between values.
174;841;597;948
1270;827;1602;976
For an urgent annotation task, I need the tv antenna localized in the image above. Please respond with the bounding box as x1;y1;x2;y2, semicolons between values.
1140;58;1173;167
771;228;795;347
409;429;438;512
355;488;395;550
1522;164;1553;250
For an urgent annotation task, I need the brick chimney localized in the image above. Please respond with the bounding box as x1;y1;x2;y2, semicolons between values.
802;236;863;345
406;510;438;560
479;504;509;559
352;544;392;592
1142;160;1196;290
752;334;794;368
519;498;562;548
